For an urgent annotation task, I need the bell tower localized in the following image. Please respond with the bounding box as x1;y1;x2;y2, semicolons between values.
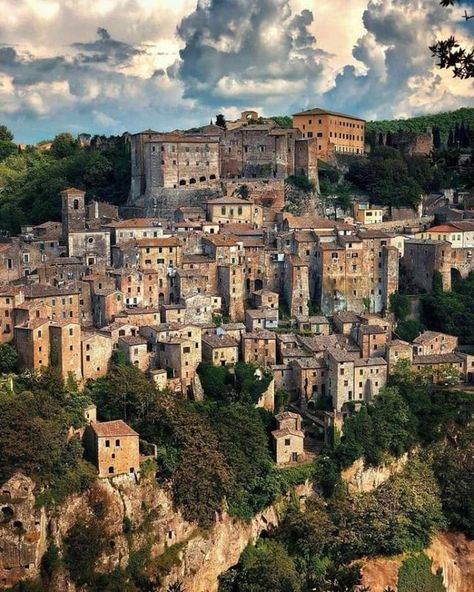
61;187;85;243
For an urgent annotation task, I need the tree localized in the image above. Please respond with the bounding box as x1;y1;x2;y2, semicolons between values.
0;343;18;373
0;125;14;142
51;133;79;158
397;554;446;592
63;517;107;587
430;1;474;79
215;114;227;129
238;540;301;592
0;140;17;162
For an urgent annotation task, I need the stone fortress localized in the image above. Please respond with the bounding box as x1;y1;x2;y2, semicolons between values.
127;110;319;217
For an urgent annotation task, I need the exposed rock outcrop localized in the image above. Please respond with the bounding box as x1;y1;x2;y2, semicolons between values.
341;453;409;493
360;532;474;592
0;470;312;591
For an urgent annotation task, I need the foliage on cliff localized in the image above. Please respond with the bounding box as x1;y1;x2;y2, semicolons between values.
0;126;130;234
397;553;446;592
421;270;474;344
221;457;443;592
366;107;474;143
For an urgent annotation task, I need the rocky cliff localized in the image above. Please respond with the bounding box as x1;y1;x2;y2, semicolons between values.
0;469;311;591
360;532;474;592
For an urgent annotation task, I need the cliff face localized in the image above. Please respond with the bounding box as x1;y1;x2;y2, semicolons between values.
360;533;474;592
341;453;409;493
0;470;311;591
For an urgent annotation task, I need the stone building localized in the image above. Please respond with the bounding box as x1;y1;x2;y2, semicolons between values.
118;335;149;371
292;107;365;160
386;339;413;372
313;229;399;315
49;321;82;381
206;196;263;226
14;319;50;371
61;188;86;243
81;330;113;380
326;349;387;412
156;337;201;391
22;284;80;323
284;255;309;317
130;131;221;198
84;420;140;478
0;286;23;343
413;331;458;355
353;202;384;225
271;411;305;465
202;333;239;367
244;307;279;331
242;330;277;366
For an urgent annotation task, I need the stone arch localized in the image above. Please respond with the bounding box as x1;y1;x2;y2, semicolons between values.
451;267;462;285
1;506;14;522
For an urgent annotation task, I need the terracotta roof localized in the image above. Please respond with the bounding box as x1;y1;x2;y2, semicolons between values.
292;107;365;121
425;225;458;233
203;234;238;247
413;331;450;344
119;335;147;346
107;218;165;228
353;357;387;367
90;420;138;438
135;237;180;247
202;334;239;348
23;284;80;298
206;195;251;205
413;353;464;365
272;428;304;438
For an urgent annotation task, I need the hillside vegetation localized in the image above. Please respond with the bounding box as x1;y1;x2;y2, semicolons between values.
366;107;474;142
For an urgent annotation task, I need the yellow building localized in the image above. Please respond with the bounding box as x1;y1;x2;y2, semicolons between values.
353;202;384;225
206;196;263;226
292;107;365;161
415;224;464;248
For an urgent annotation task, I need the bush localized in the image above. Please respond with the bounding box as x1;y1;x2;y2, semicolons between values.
397;553;446;592
63;517;107;587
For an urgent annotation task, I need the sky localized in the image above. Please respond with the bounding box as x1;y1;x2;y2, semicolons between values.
0;0;473;143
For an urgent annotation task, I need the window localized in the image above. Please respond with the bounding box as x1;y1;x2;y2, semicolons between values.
115;439;120;447
105;440;110;448
284;438;291;446
108;466;114;474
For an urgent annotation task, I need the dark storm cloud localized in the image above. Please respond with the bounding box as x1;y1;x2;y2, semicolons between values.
0;28;145;89
72;27;145;65
173;0;328;107
322;0;471;118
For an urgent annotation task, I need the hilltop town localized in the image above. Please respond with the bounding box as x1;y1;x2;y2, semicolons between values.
1;106;474;592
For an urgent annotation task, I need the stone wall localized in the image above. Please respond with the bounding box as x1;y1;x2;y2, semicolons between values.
141;186;223;219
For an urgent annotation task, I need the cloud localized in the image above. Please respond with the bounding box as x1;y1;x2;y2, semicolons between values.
0;0;473;143
322;0;474;119
173;0;330;110
72;27;145;65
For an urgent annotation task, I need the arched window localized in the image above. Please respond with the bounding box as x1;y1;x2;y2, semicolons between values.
199;176;206;182
210;174;216;180
189;178;196;184
179;179;186;186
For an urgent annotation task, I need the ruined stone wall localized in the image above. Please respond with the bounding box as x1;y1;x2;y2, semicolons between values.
142;187;223;219
222;178;285;209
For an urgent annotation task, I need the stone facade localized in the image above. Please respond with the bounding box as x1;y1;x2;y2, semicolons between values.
292;107;365;160
84;420;140;478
